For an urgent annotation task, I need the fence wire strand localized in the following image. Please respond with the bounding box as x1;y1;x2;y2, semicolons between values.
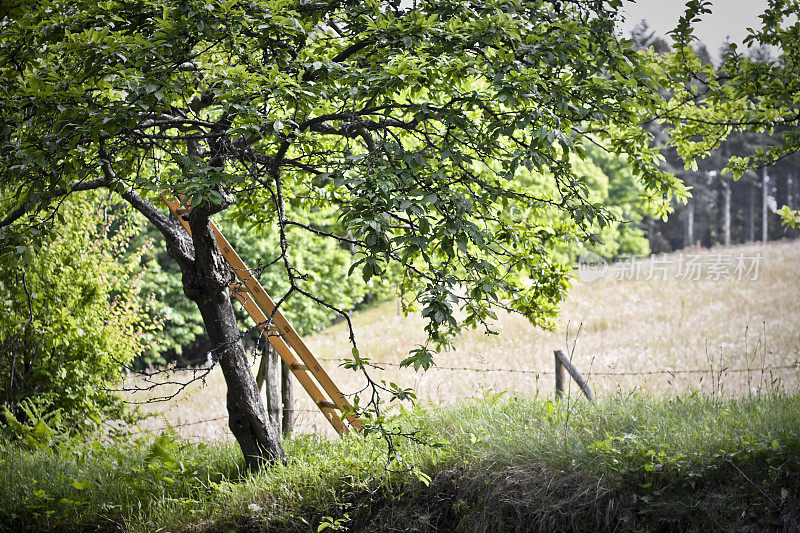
318;358;798;376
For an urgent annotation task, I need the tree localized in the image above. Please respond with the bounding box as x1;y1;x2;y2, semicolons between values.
0;0;691;469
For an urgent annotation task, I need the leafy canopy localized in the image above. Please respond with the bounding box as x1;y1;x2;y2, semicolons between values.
652;0;800;224
0;0;683;377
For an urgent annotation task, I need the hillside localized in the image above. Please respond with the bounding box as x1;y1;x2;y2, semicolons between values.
3;242;799;532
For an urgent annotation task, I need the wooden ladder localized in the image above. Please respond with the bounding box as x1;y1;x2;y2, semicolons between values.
162;195;362;435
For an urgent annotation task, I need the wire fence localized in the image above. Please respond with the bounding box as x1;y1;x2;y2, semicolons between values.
318;357;799;376
121;408;327;438
126;357;799;438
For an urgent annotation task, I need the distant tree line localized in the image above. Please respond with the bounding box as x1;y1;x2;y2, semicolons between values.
647;131;799;253
632;22;800;253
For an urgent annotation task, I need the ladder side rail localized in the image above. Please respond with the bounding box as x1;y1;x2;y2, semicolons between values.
207;220;363;430
228;285;348;434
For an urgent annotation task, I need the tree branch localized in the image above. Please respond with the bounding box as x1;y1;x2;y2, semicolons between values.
119;188;191;251
301;38;374;82
0;177;109;228
97;148;194;264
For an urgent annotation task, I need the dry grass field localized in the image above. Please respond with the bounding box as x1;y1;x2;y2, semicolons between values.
126;240;800;441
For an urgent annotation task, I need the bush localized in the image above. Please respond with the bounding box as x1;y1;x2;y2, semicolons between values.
0;194;151;431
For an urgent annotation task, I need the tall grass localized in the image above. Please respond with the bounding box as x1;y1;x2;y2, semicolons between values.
2;393;799;531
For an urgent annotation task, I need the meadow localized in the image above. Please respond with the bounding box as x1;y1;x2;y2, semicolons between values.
129;241;800;441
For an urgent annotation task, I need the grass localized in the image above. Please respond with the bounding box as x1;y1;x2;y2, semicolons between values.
2;393;799;531
128;240;800;440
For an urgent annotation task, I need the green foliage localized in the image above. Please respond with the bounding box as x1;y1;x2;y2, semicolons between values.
584;145;651;257
0;195;150;430
513;146;651;263
0;0;687;379
0;429;237;530
5;0;795;450
1;394;798;532
778;206;800;230
1;399;64;452
658;1;800;182
133;227;204;365
223;211;394;329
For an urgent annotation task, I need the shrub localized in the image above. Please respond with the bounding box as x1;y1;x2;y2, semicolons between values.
0;194;151;431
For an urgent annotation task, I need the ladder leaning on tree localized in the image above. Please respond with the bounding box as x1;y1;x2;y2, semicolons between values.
162;195;362;435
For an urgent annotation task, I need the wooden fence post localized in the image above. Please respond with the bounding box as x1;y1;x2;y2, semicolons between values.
263;340;282;431
281;360;294;438
554;350;595;402
555;352;565;399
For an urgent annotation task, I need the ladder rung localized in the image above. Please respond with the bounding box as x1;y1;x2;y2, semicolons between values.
317;401;337;409
290;363;308;372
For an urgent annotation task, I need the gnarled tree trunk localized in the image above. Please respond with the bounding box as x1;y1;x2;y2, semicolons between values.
194;290;284;470
165;197;284;471
96;129;285;471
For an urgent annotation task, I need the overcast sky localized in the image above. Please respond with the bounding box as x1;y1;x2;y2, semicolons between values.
616;0;769;56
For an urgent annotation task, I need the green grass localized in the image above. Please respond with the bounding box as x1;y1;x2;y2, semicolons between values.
2;394;799;531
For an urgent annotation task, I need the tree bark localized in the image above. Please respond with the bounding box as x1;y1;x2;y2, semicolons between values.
684;197;694;248
762;167;769;244
723;182;731;247
647;217;656;252
748;181;756;242
264;340;282;431
194;289;284;470
176;206;284;471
